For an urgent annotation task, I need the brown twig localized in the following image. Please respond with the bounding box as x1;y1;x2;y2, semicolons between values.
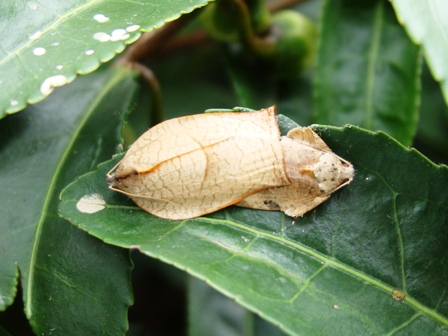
124;62;164;125
113;0;311;124
116;17;189;65
268;0;309;12
152;30;210;59
117;0;310;64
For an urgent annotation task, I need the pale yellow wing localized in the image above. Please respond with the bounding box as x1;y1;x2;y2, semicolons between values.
286;127;332;152
114;106;279;178
236;184;331;218
237;127;353;218
113;136;289;219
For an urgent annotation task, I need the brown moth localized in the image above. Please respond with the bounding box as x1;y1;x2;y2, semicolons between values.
107;106;354;220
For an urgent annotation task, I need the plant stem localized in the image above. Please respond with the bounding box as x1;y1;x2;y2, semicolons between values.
116;17;189;64
130;63;164;126
229;0;276;57
269;0;309;12
115;62;163;126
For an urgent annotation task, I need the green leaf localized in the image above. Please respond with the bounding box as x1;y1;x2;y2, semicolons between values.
314;0;420;146
0;67;138;335
0;0;211;118
223;47;315;126
188;276;247;336
0;325;12;336
416;63;448;162
188;276;288;336
224;48;278;109
60;114;448;335
390;0;448;106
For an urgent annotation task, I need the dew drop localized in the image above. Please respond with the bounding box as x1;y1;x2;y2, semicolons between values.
111;29;129;41
29;30;42;40
93;14;109;23
126;24;140;32
76;194;106;214
93;32;111;42
85;49;94;55
40;75;68;95
33;47;46;56
56;65;63;70
10;100;18;106
52;41;60;47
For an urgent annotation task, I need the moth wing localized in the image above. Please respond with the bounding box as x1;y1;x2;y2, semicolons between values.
287;127;332;152
238;128;347;218
116;136;289;220
236;184;330;218
115;106;280;177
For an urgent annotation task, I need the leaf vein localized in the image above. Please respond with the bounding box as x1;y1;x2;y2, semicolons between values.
288;264;327;303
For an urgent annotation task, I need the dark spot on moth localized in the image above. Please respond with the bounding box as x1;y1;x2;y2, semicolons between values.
263;200;280;209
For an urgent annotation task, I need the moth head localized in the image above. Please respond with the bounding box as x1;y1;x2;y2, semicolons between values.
314;152;354;194
106;172;117;188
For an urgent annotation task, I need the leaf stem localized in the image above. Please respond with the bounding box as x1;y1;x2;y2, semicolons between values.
117;17;189;64
127;63;164;126
228;0;276;57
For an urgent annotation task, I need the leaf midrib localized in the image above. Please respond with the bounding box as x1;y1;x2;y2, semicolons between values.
193;215;448;326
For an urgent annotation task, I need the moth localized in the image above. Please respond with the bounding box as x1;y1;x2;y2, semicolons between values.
107;106;354;220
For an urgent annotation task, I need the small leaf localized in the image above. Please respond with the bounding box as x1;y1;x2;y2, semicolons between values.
391;0;448;106
0;0;211;118
315;0;420;146
60;115;448;334
0;67;139;334
416;63;448;161
188;277;246;336
188;276;288;336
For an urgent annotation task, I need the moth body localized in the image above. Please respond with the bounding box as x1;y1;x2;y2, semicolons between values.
108;106;354;220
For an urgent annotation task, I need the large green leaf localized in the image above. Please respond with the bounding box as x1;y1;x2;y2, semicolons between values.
60;114;448;335
0;0;211;118
391;0;448;106
0;67;139;335
314;0;420;146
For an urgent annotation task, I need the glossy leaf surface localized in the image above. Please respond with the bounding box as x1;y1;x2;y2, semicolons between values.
391;0;448;106
0;67;137;335
315;0;420;145
0;0;211;118
60;114;448;335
